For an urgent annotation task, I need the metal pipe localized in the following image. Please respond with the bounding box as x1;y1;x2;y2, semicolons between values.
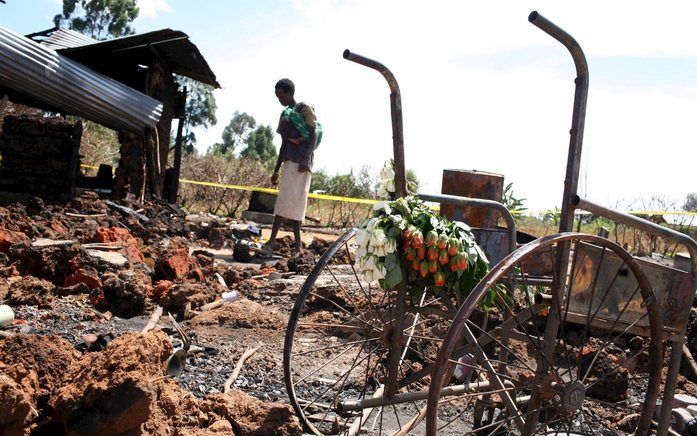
343;49;406;198
338;380;493;412
528;11;589;233
417;192;517;255
574;196;697;258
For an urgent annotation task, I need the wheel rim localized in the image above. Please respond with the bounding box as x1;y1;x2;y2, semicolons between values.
284;229;458;435
426;232;663;435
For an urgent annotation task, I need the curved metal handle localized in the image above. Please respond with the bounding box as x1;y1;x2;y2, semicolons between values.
343;49;406;198
528;11;589;234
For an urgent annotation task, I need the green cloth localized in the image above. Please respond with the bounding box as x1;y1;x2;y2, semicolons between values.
282;106;322;149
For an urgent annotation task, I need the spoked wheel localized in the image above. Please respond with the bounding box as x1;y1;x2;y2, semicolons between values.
284;229;458;435
426;233;663;436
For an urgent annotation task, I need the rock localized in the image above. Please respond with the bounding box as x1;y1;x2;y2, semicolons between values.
615;413;640;432
85;249;128;268
64;266;101;290
93;227;144;263
0;228;29;254
155;248;203;281
628;336;644;350
674;393;697;408
91;272;146;318
0;276;56;306
150;280;174;300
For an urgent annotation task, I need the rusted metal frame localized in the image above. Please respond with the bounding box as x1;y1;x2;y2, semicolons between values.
343;49;409;400
340;380;493;413
426;233;664;435
528;11;589;234
343;49;406;198
417;193;517;255
573;195;697;434
527;12;589;434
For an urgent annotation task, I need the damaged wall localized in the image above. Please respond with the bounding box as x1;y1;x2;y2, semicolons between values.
0;114;81;199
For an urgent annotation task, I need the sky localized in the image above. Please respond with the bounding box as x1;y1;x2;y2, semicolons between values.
2;0;696;212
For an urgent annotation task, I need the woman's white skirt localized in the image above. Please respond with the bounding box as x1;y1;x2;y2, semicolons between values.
273;161;312;222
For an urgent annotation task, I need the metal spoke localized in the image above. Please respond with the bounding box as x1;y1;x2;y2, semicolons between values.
325;262;380;328
466;319;538;375
292;337;379;357
294;337;370;386
308;291;383;332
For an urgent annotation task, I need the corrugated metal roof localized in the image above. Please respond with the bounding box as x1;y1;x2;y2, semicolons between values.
0;25;162;134
39;28;96;51
58;29;220;88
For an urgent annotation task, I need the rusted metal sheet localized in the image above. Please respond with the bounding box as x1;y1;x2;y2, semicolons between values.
471;229;510;266
440;169;504;228
0;25;162;134
567;241;692;334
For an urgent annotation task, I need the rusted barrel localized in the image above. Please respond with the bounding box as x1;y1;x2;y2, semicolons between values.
440;169;504;228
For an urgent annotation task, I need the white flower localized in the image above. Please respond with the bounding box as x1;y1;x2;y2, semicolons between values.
373;201;391;215
356;229;370;246
377;185;389;200
362;255;377;271
386;179;395;193
379;165;395;181
355;245;367;260
384;238;397;254
363;269;374;283
366;217;379;231
370;228;386;247
373;244;386;257
373;262;387;281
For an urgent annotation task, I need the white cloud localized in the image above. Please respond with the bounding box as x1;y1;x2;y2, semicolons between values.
137;0;171;18
193;0;697;210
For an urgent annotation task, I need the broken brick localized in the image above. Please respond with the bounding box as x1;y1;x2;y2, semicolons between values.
0;228;29;254
93;227;144;263
64;266;101;290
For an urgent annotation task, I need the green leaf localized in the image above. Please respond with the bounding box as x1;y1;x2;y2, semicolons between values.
384;266;403;290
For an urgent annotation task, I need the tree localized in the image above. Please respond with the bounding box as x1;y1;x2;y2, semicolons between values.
240;125;276;165
210;112;256;155
685;193;697;212
178;78;217;155
54;0;139;40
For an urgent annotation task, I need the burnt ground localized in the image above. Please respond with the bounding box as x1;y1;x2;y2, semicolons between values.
0;192;335;435
1;192;697;435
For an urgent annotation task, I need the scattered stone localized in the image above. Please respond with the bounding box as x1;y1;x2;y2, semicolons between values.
628;336;644;350
0;228;29;253
91;272;147;317
160;283;216;312
0;276;56;306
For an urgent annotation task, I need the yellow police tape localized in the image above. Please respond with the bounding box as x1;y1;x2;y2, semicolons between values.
80;164;697;216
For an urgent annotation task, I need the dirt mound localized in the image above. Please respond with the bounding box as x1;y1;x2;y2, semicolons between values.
308;237;352;264
202;391;302;436
159;282;218;313
50;330;300;436
50;331;172;435
0;275;56;306
188;299;285;329
0;334;79;403
0;361;40;435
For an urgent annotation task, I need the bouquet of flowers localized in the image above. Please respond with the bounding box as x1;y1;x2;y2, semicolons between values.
355;163;490;303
